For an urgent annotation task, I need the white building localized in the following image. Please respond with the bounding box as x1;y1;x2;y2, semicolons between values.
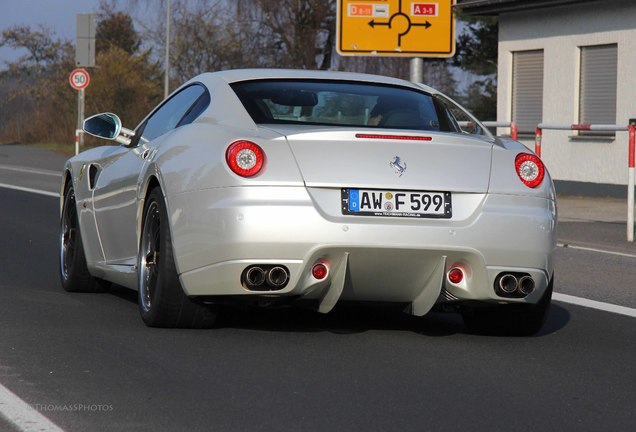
459;0;636;196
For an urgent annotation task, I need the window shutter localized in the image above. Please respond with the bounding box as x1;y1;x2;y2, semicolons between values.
512;50;544;134
579;44;617;127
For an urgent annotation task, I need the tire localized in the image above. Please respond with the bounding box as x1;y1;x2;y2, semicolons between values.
59;184;110;293
138;187;218;328
462;277;553;336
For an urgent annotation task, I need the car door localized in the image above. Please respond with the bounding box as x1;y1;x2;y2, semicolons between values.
92;84;210;265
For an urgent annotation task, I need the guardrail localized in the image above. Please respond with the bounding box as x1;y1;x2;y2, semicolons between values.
535;123;636;242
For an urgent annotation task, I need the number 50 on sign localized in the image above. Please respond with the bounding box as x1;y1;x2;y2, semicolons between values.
69;68;90;90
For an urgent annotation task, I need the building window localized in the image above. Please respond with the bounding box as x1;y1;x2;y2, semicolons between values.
512;50;544;135
579;44;617;136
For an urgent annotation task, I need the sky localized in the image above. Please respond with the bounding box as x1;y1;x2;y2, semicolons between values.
0;0;104;65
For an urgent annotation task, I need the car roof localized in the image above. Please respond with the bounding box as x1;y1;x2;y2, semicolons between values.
188;69;440;95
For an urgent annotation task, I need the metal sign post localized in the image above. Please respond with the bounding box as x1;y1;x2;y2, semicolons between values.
74;13;96;155
77;89;85;153
410;57;423;83
69;69;90;155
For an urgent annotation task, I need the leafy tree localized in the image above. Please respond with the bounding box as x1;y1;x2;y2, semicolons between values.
452;13;498;120
86;46;162;128
96;9;141;55
89;7;162;127
0;7;162;146
452;14;498;76
0;25;73;143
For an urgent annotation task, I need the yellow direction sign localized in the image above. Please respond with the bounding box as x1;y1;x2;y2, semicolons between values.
337;0;456;57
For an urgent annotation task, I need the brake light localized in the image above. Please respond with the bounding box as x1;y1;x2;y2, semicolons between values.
355;134;432;141
515;153;545;188
226;140;265;177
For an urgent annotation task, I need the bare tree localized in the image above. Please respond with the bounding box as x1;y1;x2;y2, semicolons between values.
235;0;336;69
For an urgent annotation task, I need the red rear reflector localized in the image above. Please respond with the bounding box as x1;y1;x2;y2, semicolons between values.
448;267;464;284
355;134;432;141
311;262;329;280
226;140;265;177
515;153;545;188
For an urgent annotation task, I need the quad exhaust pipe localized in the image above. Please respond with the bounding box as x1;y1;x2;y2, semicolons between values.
518;275;535;295
267;266;289;288
245;266;266;287
495;272;535;298
242;265;290;291
498;274;518;294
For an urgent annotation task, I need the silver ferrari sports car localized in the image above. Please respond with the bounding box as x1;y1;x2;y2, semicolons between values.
59;69;556;334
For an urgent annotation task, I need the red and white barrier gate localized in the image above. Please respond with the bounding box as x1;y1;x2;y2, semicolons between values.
535;123;636;242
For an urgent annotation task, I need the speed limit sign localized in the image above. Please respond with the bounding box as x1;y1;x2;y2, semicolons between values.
69;68;90;90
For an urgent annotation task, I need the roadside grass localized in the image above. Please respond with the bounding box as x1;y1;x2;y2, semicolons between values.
1;139;106;156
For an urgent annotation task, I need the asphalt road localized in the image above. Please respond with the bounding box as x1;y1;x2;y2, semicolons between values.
1;145;635;431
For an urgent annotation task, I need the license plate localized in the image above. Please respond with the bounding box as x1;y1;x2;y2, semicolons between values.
341;189;452;218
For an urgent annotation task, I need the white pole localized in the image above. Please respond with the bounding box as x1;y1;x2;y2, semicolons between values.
75;88;85;155
79;88;85;148
164;0;171;99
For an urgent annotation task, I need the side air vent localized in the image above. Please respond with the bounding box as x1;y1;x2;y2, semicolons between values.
88;164;100;190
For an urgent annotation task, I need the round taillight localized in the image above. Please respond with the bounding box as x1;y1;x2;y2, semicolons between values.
226;140;265;177
311;263;329;280
448;267;464;284
515;153;545;188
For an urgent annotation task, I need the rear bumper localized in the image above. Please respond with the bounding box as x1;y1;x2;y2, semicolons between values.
168;186;556;313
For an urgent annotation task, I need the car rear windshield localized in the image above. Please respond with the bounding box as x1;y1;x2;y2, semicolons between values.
231;79;465;133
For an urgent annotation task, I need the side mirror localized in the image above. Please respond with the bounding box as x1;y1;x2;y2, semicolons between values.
83;113;134;145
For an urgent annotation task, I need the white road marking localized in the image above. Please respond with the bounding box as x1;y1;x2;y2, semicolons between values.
557;243;636;259
0;164;61;177
0;383;65;432
553;293;636;318
0;183;59;198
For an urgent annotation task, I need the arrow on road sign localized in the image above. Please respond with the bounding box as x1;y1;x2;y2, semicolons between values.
412;21;432;29
368;19;390;28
